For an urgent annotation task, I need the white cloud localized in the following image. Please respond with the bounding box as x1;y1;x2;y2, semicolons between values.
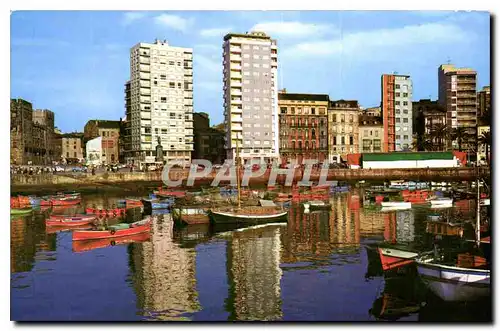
200;27;232;38
122;12;147;25
154;14;193;32
250;21;337;38
284;22;472;58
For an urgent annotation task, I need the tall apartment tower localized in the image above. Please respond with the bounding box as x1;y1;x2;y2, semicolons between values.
381;74;413;152
124;39;194;166
223;31;279;165
477;86;491;119
438;64;477;152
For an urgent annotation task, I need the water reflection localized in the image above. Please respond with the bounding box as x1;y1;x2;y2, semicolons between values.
225;224;283;321
129;214;200;321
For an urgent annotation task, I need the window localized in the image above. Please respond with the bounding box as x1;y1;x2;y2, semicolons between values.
311;108;316;115
403;93;408;97
403;109;408;114
396;135;401;140
66;152;69;157
341;136;345;145
403;118;408;123
395;109;400;114
333;137;337;145
253;46;259;50
395;92;400;97
395;84;400;89
243;71;250;76
169;61;175;65
280;107;287;114
74;152;77;157
253;63;260;68
395;101;400;105
364;130;368;136
169;82;175;88
349;136;354;145
403;101;408;106
243;54;250;58
178;82;181;88
403;135;409;140
375;131;378;137
160;74;166;80
145;127;151;134
74;145;76;149
161;97;167;103
373;140;381;151
396;118;400;123
243;79;250;84
243;63;250;67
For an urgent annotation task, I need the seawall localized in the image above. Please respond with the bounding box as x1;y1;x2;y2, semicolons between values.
10;167;489;195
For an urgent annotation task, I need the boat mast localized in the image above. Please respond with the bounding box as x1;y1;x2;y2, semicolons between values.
476;177;481;246
235;133;241;209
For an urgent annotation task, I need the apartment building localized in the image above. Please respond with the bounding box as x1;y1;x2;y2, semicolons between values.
123;39;194;166
477;85;491;119
381;74;413;152
438;64;477;152
358;115;384;153
278;90;329;164
223;31;279;165
328;100;360;163
192;112;226;164
84;120;120;164
412;99;446;142
61;133;84;163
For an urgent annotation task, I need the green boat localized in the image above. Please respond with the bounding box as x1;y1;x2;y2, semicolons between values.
11;208;33;215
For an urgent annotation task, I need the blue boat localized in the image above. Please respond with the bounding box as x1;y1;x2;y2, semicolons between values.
151;208;171;215
116;199;127;207
141;198;174;210
28;196;40;206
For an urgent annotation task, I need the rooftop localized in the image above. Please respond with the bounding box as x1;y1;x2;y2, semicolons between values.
329;99;359;109
224;31;272;41
278;91;330;102
85;120;121;129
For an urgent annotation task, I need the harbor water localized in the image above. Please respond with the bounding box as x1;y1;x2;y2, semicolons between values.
10;191;492;321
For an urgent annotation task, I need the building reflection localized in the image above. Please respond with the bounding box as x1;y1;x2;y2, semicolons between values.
225;225;283;321
11;213;56;273
129;214;200;320
329;194;360;251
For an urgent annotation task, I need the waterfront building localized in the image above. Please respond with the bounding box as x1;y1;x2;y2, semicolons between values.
83;120;120;165
438;64;477;153
123;39;194;167
278;89;329;164
10;99;57;165
381;74;413;152
364;106;382;117
192;112;226;164
328;100;361;163
358;115;384;153
223;31;279;165
477;86;491;119
412;99;447;151
61;132;84;163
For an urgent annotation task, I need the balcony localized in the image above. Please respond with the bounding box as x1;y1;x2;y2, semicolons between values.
139;64;150;72
231;55;242;61
184;53;193;60
230;71;242;79
140;88;151;96
230;46;242;53
232;124;243;131
231;89;242;96
230;80;242;87
231;107;242;114
230;63;242;70
139;72;150;80
231;115;243;123
184;69;193;76
230;98;242;105
139;56;150;64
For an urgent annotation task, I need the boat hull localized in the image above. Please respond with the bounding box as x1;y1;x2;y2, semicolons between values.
209;209;288;225
417;260;490;302
379;247;419;271
381;202;412;208
72;222;151;241
11;208;33;215
51;198;82;206
46;219;96;227
85;207;126;216
72;232;151;252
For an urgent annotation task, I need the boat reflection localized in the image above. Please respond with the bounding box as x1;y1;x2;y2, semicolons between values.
73;232;151;253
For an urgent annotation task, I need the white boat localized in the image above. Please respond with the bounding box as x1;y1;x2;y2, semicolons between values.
380;201;411;209
416;254;490;302
430;204;453;210
429;198;453;206
303;200;331;210
480;198;490;206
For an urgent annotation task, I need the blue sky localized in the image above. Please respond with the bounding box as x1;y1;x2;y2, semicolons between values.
11;10;490;132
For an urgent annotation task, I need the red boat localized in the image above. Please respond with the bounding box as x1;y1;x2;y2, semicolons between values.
48;214;97;223
46;218;96;227
125;199;143;208
378;247;419;271
401;190;429;204
72;220;151;241
85;207;126;216
154;188;186;198
72;232;151;252
49;198;82;206
40;198;52;206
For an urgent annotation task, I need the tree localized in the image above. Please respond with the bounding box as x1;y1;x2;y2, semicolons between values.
478;130;491;165
450;127;469;152
413;133;435;151
430;123;449;151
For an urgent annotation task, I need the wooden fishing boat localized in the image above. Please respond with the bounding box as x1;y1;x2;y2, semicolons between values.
50;198;82;206
172;207;210;225
401;190;429;203
72;232;151;252
125;198;143;208
378;247;420;271
141;198;174;210
425;220;464;237
151;208;171;215
11;208;33;215
85;207;126;216
49;214;97;222
154;188;186;198
416;178;491;302
428;197;453;206
72;219;151;241
46;218;97;227
303;200;331;210
210;206;288;224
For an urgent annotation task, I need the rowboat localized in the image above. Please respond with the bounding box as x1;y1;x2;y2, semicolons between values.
380;201;412;208
125;199;143;208
85;207;126;216
172;207;210;225
141;198;174;210
50;198;82;206
428;198;453;206
154;188;186;198
378;247;420;271
72;219;151;241
480;198;490;206
11;208;33;215
415;253;490;302
49;214;97;222
303;200;331;210
46;218;96;227
72;232;151;252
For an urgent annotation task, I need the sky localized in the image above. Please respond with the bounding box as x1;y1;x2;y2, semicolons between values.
11;10;490;133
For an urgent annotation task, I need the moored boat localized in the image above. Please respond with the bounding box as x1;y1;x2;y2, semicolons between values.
154;188;186;198
380;201;412;208
209;206;288;225
50;197;82;206
141;198;174;210
378;247;420;271
11;208;33;215
46;218;97;227
85;207;126;216
480;198;490;206
72;219;151;241
172;207;210;225
303;200;331;210
48;214;97;222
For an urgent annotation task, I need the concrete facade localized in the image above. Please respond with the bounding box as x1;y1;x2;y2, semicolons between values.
358;115;384;153
381;74;413;152
192;112;226;164
84;120;120;165
477;86;491;119
223;31;279;164
438;64;477;152
124;40;194;166
61;133;84;162
328;100;361;162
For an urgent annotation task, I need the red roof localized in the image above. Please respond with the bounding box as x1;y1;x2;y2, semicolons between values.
347;153;361;166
